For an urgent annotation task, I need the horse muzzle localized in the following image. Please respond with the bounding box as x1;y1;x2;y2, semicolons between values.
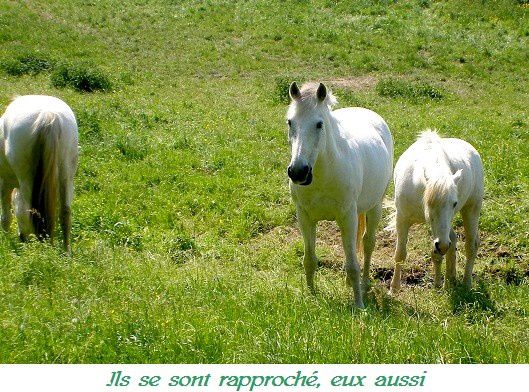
434;239;451;256
287;164;313;186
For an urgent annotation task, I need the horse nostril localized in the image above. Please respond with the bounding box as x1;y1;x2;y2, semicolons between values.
287;166;293;178
288;164;310;182
434;240;441;253
448;241;452;248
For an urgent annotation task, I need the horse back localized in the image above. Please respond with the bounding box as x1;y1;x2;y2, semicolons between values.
332;107;393;156
442;138;484;203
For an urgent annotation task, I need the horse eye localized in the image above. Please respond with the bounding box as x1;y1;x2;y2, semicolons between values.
453;202;457;208
316;121;323;129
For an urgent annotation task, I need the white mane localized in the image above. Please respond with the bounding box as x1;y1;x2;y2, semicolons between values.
417;129;442;144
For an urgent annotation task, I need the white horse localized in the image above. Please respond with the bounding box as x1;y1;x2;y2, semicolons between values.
0;95;78;252
389;130;484;292
286;82;393;308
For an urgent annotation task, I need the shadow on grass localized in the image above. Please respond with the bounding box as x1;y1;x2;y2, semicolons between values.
364;282;399;316
449;279;500;319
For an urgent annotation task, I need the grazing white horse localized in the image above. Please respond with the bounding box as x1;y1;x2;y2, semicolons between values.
286;82;393;308
389;130;484;292
0;95;78;252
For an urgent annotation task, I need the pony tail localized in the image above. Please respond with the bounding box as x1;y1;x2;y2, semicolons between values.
31;112;60;242
356;213;366;253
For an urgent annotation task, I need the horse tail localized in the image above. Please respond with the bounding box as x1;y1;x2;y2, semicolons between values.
383;198;397;233
31;111;60;242
356;213;366;253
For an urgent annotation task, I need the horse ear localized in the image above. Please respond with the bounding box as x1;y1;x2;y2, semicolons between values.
289;82;301;100
452;169;463;185
317;83;327;101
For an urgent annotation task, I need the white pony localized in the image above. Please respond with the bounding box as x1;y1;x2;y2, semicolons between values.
389;130;484;292
0;95;78;252
287;82;393;308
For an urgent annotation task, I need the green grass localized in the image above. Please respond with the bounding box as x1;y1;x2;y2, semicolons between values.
1;52;54;76
0;0;528;363
50;62;112;92
376;78;445;100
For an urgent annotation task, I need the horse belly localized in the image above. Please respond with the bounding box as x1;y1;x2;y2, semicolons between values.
307;200;345;221
356;152;392;213
292;187;354;222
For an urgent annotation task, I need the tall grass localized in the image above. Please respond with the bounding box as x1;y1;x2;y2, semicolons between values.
0;0;528;363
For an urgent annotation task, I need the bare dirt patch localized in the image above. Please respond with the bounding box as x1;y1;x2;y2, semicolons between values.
253;220;527;288
325;75;378;91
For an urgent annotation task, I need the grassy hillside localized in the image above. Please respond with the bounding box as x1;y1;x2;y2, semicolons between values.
0;0;528;363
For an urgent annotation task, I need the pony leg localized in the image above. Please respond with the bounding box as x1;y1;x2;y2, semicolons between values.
362;204;382;293
13;181;34;241
59;174;74;254
338;210;364;308
0;181;14;231
297;208;317;293
390;215;409;294
461;203;481;288
444;229;458;288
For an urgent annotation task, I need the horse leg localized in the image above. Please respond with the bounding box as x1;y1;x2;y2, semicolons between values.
461;203;481;288
13;180;33;241
0;181;14;231
444;228;458;289
338;209;364;308
59;169;74;254
297;208;317;293
362;204;382;293
390;214;409;294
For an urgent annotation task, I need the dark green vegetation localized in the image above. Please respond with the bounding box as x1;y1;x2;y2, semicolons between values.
0;0;528;363
1;53;54;76
50;62;112;92
1;52;111;92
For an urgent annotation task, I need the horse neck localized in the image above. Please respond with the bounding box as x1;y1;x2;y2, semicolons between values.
422;143;452;181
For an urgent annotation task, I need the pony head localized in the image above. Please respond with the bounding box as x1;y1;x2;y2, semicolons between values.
423;169;463;255
286;82;336;186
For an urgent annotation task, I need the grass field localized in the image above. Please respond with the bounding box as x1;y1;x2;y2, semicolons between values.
0;0;528;363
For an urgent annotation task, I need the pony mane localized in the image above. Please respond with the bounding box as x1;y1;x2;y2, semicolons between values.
417;129;442;144
423;175;455;207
